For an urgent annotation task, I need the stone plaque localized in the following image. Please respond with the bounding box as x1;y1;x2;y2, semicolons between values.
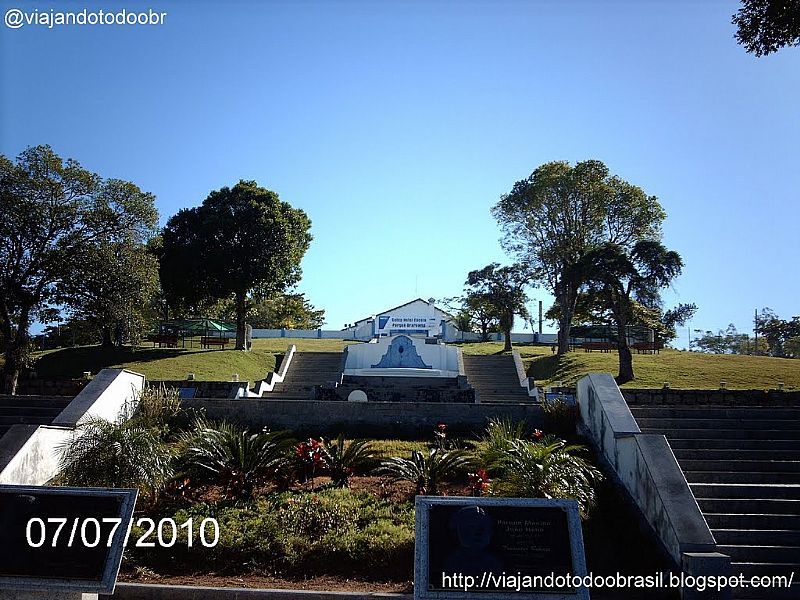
415;497;589;600
0;485;137;595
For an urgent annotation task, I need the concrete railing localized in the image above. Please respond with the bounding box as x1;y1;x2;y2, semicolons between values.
181;397;544;438
512;349;539;401
0;369;145;485
247;345;297;397
576;373;730;599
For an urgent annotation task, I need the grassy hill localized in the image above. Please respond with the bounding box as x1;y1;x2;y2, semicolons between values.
17;338;800;390
456;342;800;390
25;338;357;382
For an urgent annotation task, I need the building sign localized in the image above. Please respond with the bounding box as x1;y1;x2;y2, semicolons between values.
378;315;439;333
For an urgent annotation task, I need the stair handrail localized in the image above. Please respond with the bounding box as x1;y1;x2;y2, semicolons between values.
248;344;297;397
512;349;539;401
576;373;731;597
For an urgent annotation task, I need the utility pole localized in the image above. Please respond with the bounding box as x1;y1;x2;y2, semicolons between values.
754;308;758;356
538;300;543;335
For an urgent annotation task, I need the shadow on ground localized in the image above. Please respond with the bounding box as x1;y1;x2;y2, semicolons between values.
32;345;204;379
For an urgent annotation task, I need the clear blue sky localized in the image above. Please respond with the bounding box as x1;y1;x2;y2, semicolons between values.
2;0;798;346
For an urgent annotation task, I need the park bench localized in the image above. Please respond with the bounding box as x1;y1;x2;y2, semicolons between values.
201;336;229;349
149;334;178;348
631;342;662;354
582;342;615;353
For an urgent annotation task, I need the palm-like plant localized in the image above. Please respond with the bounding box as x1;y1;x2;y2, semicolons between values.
481;417;528;453
320;435;377;487
58;418;174;503
377;448;473;495
489;437;601;517
178;418;294;499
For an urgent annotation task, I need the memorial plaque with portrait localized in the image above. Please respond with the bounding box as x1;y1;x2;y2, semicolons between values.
416;497;588;599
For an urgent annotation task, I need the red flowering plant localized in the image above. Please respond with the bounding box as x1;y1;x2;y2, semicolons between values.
295;438;326;484
433;422;448;450
532;429;544;441
467;468;492;497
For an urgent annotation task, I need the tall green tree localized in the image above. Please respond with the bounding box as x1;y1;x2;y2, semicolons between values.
579;241;683;383
247;293;325;329
63;180;159;346
733;0;800;56
659;303;698;346
0;145;157;393
158;180;312;350
756;308;800;357
493;160;665;354
464;263;530;352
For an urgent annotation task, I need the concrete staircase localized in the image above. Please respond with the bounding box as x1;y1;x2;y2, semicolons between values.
0;395;72;440
269;352;343;400
631;405;800;597
462;355;530;403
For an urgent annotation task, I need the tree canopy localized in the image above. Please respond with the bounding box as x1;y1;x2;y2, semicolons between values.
464;263;530;352
248;293;325;330
756;308;800;357
578;241;683;383
0;145;158;393
158;180;312;349
492;160;665;355
733;0;800;56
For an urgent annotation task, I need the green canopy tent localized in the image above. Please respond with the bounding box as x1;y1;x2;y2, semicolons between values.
155;319;235;348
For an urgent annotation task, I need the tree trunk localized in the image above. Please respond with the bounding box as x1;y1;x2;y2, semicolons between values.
235;291;246;350
502;328;512;352
1;312;30;395
556;291;574;355
1;351;19;395
616;321;634;384
101;327;114;347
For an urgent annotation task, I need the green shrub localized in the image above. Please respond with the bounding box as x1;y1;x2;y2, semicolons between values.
377;448;473;495
57;418;174;504
133;385;183;429
319;435;378;487
489;437;602;517
541;396;578;437
125;488;414;579
177;418;295;499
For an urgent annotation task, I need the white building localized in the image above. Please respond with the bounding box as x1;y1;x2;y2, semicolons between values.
345;298;454;339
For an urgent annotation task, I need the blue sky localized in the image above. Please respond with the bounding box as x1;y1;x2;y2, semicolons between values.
2;0;798;345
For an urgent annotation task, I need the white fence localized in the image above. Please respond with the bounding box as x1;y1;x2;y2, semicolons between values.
227;327;557;344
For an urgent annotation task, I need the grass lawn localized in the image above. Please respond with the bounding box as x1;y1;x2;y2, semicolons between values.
455;341;800;390
22;338;800;389
25;338;363;382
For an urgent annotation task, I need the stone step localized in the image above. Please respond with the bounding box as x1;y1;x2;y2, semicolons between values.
730;561;800;577
676;449;800;461
0;397;72;409
630;407;800;420
0;406;66;417
668;438;800;451
690;484;800;500
717;544;800;563
685;471;800;484
637;417;800;430
705;513;800;530
0;415;56;426
644;428;800;441
697;498;800;515
713;529;800;546
679;460;800;473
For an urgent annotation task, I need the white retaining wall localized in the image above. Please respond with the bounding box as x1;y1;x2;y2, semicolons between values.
0;369;145;485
